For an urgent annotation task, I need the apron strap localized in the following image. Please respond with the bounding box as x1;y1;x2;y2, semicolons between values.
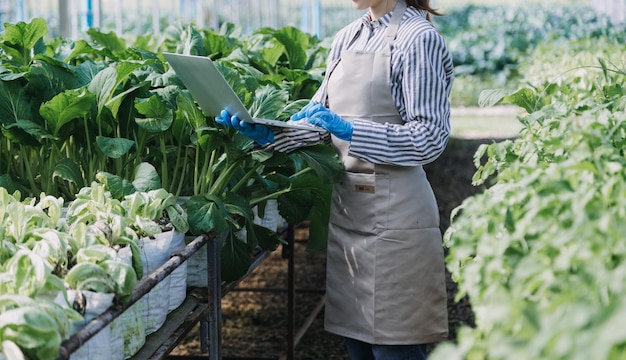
384;0;407;50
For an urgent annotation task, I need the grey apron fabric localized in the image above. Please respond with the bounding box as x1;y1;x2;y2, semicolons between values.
323;0;448;345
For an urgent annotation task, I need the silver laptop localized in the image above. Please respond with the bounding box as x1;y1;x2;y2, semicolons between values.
163;52;324;132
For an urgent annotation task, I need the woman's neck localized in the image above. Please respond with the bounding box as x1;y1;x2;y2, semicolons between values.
369;0;399;20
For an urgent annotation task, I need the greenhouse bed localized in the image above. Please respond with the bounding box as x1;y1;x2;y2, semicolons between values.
56;232;276;360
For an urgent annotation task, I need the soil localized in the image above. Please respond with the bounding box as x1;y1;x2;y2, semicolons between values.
169;135;511;359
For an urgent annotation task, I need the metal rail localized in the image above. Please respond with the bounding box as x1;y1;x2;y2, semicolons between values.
57;234;211;360
56;223;323;360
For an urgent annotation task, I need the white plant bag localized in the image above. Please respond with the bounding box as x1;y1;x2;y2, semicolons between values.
110;301;145;360
253;199;284;232
137;231;172;334
113;248;146;358
185;231;239;288
185;234;208;288
54;290;115;360
165;230;187;312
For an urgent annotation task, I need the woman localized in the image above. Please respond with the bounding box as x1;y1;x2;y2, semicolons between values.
217;0;454;358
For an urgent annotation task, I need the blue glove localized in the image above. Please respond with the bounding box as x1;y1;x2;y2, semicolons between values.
290;102;326;121
306;107;353;141
216;110;274;145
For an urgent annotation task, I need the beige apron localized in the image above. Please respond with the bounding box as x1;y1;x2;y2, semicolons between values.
323;0;448;345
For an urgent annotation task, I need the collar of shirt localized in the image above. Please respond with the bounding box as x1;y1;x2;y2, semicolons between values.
360;10;393;30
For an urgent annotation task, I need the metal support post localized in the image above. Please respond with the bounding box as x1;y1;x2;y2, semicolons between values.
206;235;223;359
285;225;296;360
58;0;71;38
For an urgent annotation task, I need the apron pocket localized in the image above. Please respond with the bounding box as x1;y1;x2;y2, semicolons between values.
382;166;440;230
330;172;387;234
373;228;448;342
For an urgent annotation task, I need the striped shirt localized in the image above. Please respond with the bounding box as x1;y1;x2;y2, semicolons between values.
272;6;454;166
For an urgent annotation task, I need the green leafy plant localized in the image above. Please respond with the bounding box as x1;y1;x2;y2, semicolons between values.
0;17;343;283
0;294;81;360
65;246;137;303
432;58;626;359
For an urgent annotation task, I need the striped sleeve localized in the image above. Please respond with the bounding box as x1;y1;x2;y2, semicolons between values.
348;22;454;166
268;125;331;153
270;23;357;153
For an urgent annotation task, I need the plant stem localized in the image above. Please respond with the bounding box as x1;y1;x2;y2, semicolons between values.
21;145;40;195
200;150;216;195
209;160;241;195
84;115;94;180
250;188;291;207
289;167;314;179
159;136;169;190
174;147;190;197
230;162;262;193
170;129;184;195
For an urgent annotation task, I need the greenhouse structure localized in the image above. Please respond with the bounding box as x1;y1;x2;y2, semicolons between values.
1;0;624;39
0;0;359;39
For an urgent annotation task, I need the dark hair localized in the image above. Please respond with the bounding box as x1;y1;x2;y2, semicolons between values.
405;0;443;21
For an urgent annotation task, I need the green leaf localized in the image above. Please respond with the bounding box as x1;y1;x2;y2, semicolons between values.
248;85;289;119
180;25;206;56
257;41;285;68
100;260;138;302
131;162;162;192
203;29;240;58
223;192;254;225
291;175;332;252
220;230;252;282
4;249;52;297
175;91;207;131
73;60;104;87
271;26;311;70
134;95;174;132
504;87;542;113
39;88;95;136
0;174;27;195
52;158;85;191
165;204;189;234
95;136;135;159
27;58;79;106
478;88;516;108
186;194;230;235
95;171;136;199
3;120;48;146
0;306;61;360
0;80;31;127
292;144;344;183
479;87;542;114
86;28;127;53
278;189;312;224
64;262;117;293
0;18;47;66
88;67;117;114
251;223;281;251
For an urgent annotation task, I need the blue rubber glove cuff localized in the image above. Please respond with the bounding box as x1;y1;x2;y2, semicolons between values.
307;111;353;141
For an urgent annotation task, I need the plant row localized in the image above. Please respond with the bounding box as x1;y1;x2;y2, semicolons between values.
436;4;624;78
0;169;191;360
0;17;344;278
431;39;626;359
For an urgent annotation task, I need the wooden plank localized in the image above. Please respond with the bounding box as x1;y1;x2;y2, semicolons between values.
130;296;208;360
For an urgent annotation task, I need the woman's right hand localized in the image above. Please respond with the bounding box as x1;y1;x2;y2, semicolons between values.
290;102;325;121
216;110;274;145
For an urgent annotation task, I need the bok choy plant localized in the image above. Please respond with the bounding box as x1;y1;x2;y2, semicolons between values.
0;294;81;360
